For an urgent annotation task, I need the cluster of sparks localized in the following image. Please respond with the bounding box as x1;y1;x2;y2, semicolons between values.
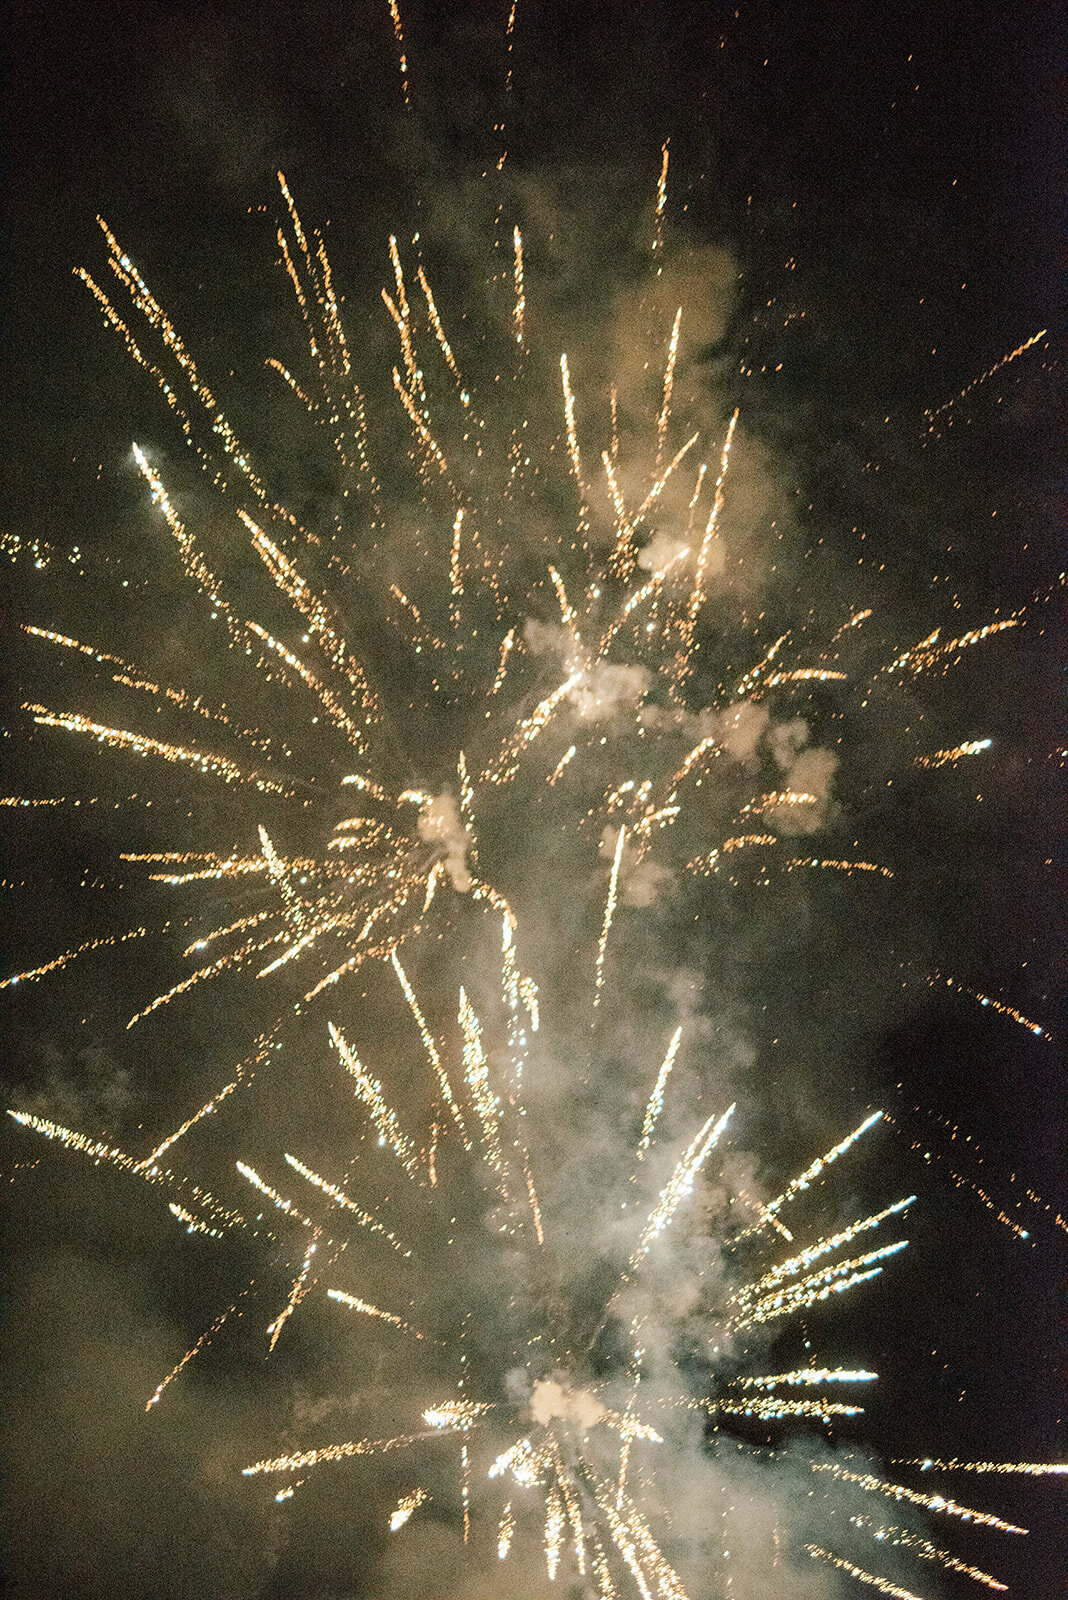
4;45;1060;1596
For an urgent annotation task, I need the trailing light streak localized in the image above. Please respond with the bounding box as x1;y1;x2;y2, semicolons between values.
933;973;1051;1041
805;1545;926;1600
914;738;991;770
594;824;626;1006
631;1103;734;1263
848;1515;1007;1592
895;1459;1067;1477
810;1465;1029;1533
327;1287;427;1340
637;1025;682;1156
739;1111;883;1237
389;1487;429;1531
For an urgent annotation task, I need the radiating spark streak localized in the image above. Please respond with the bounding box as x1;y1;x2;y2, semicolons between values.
385;0;410;105
735;632;788;699
785;858;894;878
545;1485;564;1579
741;789;818;817
894;1459;1067;1476
676;410;738;683
933;973;1051;1041
849;1515;1007;1591
327;1287;427;1340
236;1162;314;1227
913;738;991;770
715;1397;864;1421
596;547;689;657
136;1020;283;1169
739;1111;883;1237
389;1487;428;1531
22;625;277;754
482;671;582;783
449;508;464;627
391;952;469;1145
602;450;631;563
805;1546;927;1600
266;1229;321;1352
549;745;576;785
560;353;589;530
243;1429;438;1476
24;705;289;794
733;1198;915;1308
524;1165;545;1245
6;1110;259;1235
244;621;366;746
760;667;848;690
498;1502;515;1559
734;1367;878;1389
657;307;682;468
830;608;873;641
124;930;286;1029
416;265;466;400
490;627;516;694
549;564;583;659
552;1455;587;1575
923;328;1048;432
637;1025;682;1157
687;833;778;876
632;1104;734;1263
593;824;627;1007
652;139;669;255
283;1154;408;1253
811;1465;1028;1533
424;1398;493;1431
513;227;525;346
629;432;699;531
458;987;507;1184
329;1023;419;1175
146;1281;256;1409
242;513;377;723
730;1240;908;1331
1;922;157;989
882;618;1019;678
341;770;390;802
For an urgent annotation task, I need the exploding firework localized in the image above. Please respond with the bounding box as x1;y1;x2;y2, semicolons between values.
3;10;1061;1597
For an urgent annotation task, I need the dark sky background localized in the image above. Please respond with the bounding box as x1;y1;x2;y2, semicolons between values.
1;3;1062;1598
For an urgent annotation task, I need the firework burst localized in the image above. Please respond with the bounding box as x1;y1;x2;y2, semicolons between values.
3;16;1060;1595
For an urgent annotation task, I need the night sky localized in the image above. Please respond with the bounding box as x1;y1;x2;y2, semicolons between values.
1;4;1062;1598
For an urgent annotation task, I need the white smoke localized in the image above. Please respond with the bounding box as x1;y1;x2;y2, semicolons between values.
418;792;474;892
